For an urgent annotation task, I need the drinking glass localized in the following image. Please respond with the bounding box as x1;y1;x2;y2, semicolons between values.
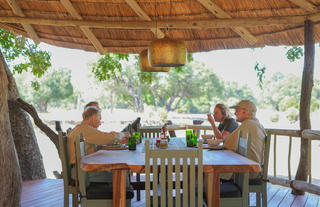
128;136;136;150
186;130;192;146
192;133;197;146
133;132;141;143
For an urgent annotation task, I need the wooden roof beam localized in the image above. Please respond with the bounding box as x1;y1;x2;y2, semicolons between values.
125;0;164;38
60;0;105;54
0;16;306;29
6;0;40;44
308;12;320;21
197;0;257;45
288;0;318;13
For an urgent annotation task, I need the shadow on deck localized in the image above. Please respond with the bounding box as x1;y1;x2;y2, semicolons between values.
22;179;320;207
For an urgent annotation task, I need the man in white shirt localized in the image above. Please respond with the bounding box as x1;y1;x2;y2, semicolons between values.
68;106;128;182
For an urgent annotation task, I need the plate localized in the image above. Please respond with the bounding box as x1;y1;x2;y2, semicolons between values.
201;144;224;150
100;144;128;150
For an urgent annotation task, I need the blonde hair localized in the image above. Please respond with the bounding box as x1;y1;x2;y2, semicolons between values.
215;103;231;118
82;106;100;120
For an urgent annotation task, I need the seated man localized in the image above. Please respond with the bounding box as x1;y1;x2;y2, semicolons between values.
223;100;266;179
84;101;100;110
68;106;128;182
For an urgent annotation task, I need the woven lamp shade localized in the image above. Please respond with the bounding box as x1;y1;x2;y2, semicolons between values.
139;49;170;72
148;31;187;67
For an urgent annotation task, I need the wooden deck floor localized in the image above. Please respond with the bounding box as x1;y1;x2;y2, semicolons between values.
22;179;320;207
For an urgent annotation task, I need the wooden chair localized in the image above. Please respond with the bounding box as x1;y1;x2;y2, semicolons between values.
132;126;162;201
145;139;203;207
139;127;162;139
75;133;133;207
57;131;78;207
219;132;251;207
249;134;270;207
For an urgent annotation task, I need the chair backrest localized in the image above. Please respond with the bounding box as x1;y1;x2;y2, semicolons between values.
145;140;203;207
139;127;162;138
262;133;271;180
75;133;89;197
237;131;251;157
58;131;73;187
121;117;141;133
234;131;251;197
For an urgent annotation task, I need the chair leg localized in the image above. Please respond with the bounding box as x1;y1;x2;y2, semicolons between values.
137;173;141;201
72;193;77;207
64;190;68;207
256;192;261;207
262;190;267;207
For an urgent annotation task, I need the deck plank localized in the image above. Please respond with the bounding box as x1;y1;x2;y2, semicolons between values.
291;194;309;207
267;183;282;202
21;179;319;207
268;186;289;207
304;193;320;207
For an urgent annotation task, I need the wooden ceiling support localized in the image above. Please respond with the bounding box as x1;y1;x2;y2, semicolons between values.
60;0;105;54
288;0;318;13
0;15;306;29
6;0;40;44
309;12;320;21
125;0;164;38
197;0;257;45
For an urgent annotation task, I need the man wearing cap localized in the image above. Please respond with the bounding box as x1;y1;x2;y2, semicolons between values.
224;100;266;179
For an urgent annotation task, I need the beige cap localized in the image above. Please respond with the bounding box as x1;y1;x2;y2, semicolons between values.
230;100;257;116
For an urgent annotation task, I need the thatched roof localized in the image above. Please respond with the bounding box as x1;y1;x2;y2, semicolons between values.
1;0;320;54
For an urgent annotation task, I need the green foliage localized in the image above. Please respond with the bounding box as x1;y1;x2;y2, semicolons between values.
92;53;129;81
0;28;51;81
262;72;319;113
223;82;257;103
254;62;266;89
286;46;303;62
286;107;299;124
28;68;74;112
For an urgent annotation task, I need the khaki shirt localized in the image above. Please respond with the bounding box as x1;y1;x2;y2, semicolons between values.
223;118;266;179
67;122;120;164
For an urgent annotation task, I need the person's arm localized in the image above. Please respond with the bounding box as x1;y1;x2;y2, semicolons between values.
84;126;118;145
207;114;224;140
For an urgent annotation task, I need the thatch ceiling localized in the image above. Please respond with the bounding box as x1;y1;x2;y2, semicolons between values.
1;0;320;54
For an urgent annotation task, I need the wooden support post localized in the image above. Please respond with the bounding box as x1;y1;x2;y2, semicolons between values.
293;20;314;195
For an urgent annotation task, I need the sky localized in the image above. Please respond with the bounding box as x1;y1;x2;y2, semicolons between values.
38;43;320;97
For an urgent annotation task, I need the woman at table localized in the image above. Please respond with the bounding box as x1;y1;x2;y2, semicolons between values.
207;103;238;142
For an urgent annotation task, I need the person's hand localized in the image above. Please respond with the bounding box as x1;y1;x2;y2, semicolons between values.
120;137;128;144
122;132;130;138
207;113;215;124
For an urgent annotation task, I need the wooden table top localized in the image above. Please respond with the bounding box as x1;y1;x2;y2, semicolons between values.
81;137;261;174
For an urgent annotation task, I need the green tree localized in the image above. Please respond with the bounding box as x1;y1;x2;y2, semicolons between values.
223;82;257;103
27;68;74;112
92;56;154;112
262;72;319;112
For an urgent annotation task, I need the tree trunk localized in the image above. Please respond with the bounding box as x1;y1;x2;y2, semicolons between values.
0;51;22;206
2;52;46;180
293;20;314;195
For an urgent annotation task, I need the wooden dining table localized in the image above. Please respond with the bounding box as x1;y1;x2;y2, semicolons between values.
80;138;260;207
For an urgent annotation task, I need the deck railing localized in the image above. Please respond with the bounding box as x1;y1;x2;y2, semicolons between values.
266;128;320;195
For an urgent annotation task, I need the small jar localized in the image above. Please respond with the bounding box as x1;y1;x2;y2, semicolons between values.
160;138;168;149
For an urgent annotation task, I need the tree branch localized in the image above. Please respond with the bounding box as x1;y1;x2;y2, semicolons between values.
15;98;59;150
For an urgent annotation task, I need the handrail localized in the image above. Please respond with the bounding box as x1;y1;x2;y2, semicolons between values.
266;128;320;195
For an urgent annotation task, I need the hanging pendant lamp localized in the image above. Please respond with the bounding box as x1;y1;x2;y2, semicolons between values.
139;49;170;72
148;30;187;67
